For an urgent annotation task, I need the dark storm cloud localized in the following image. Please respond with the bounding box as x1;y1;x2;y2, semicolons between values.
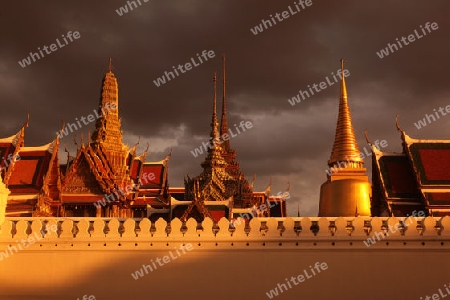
1;0;449;216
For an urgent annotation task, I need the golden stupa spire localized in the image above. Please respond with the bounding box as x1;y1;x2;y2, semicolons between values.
328;59;363;167
340;58;347;99
319;59;371;218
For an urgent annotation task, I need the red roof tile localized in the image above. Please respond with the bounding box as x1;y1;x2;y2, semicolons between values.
141;164;164;186
8;151;51;193
424;192;450;206
130;160;142;181
409;143;450;185
378;156;420;198
0;143;17;169
390;204;427;217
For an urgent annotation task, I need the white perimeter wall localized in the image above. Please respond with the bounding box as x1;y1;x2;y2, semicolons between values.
1;216;449;300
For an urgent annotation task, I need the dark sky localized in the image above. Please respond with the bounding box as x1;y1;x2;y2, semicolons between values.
1;1;449;216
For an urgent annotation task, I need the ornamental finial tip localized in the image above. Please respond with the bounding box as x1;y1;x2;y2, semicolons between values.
108;57;114;73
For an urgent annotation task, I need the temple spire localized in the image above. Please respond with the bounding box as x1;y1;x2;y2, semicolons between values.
340;58;347;100
211;72;220;141
201;72;227;170
328;58;363;167
91;58;122;149
220;54;230;150
319;59;371;217
108;57;114;73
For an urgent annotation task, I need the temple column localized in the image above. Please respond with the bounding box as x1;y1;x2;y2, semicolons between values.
96;205;102;217
112;205;118;218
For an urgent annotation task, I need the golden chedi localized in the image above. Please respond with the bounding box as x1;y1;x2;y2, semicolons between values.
318;59;371;217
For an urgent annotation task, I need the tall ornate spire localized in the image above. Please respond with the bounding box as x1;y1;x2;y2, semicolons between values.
328;59;363;167
340;58;347;100
186;72;234;206
90;58;127;180
91;58;121;145
211;72;220;141
220;54;230;151
319;59;371;217
218;55;238;171
186;67;255;211
108;57;114;73
201;72;227;170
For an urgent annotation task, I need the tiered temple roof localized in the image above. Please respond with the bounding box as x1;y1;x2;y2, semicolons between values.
370;118;450;217
2;57;286;221
5;57;450;220
182;72;237;222
181;56;286;222
1;117;61;217
59;59;171;218
132;152;172;220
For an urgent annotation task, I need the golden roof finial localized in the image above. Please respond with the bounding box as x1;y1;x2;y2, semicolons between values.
80;133;84;148
23;111;30;128
328;58;363;167
395;114;403;132
213;72;217;117
56;120;65;145
364;129;371;145
222;54;226;104
395;114;408;143
220;54;230;150
108;57;114;73
340;58;347;99
210;72;220;140
142;142;150;158
249;173;256;189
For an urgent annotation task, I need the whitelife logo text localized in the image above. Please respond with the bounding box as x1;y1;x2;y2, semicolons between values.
265;262;328;298
414;105;450;130
56;102;117;139
153;50;215;87
250;0;313;35
288;68;350;106
190;121;253;158
18;31;81;68
376;22;438;59
131;243;193;280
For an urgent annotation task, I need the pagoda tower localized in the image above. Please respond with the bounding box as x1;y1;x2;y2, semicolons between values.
199;72;231;179
61;59;135;218
318;59;371;217
184;72;235;201
90;58;130;186
183;72;236;221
